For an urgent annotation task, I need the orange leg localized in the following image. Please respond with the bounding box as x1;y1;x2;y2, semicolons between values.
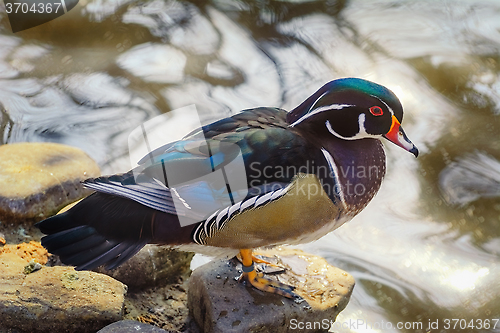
239;249;296;299
236;250;282;268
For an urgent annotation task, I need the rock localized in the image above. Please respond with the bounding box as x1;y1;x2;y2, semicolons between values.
94;245;194;291
187;247;354;333
23;259;43;274
0;142;100;222
123;278;193;332
0;252;127;333
0;241;49;264
97;320;172;333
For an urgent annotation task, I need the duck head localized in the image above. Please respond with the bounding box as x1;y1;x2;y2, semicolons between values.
287;78;419;157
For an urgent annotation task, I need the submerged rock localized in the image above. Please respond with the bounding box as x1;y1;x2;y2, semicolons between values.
187;247;354;333
0;252;127;333
97;319;172;333
0;142;100;222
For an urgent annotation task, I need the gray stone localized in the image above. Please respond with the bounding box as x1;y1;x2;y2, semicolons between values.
187;247;354;333
122;279;194;332
94;245;194;291
97;320;172;333
0;142;100;222
0;253;127;333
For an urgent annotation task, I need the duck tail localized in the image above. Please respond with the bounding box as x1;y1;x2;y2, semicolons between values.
36;192;157;270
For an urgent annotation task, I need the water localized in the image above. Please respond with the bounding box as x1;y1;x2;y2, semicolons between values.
1;0;500;332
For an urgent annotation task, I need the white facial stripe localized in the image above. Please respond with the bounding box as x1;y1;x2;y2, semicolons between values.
370;95;395;116
326;119;375;141
316;104;354;112
325;120;343;139
290;103;354;127
358;113;367;136
309;91;329;111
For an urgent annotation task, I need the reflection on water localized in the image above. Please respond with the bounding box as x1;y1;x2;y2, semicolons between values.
1;0;500;331
439;151;500;206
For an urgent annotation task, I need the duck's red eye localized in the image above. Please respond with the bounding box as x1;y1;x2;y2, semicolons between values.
370;106;384;116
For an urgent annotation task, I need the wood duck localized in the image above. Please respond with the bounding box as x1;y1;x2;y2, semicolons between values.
37;78;418;298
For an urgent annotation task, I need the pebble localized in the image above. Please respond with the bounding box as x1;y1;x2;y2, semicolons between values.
97;320;173;333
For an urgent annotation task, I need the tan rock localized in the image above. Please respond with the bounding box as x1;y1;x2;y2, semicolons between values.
188;247;355;333
0;252;127;333
0;241;49;264
0;142;100;222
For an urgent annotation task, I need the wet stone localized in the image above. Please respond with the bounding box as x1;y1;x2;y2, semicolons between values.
0;142;100;222
94;245;194;291
0;252;127;333
187;247;355;333
97;319;172;333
